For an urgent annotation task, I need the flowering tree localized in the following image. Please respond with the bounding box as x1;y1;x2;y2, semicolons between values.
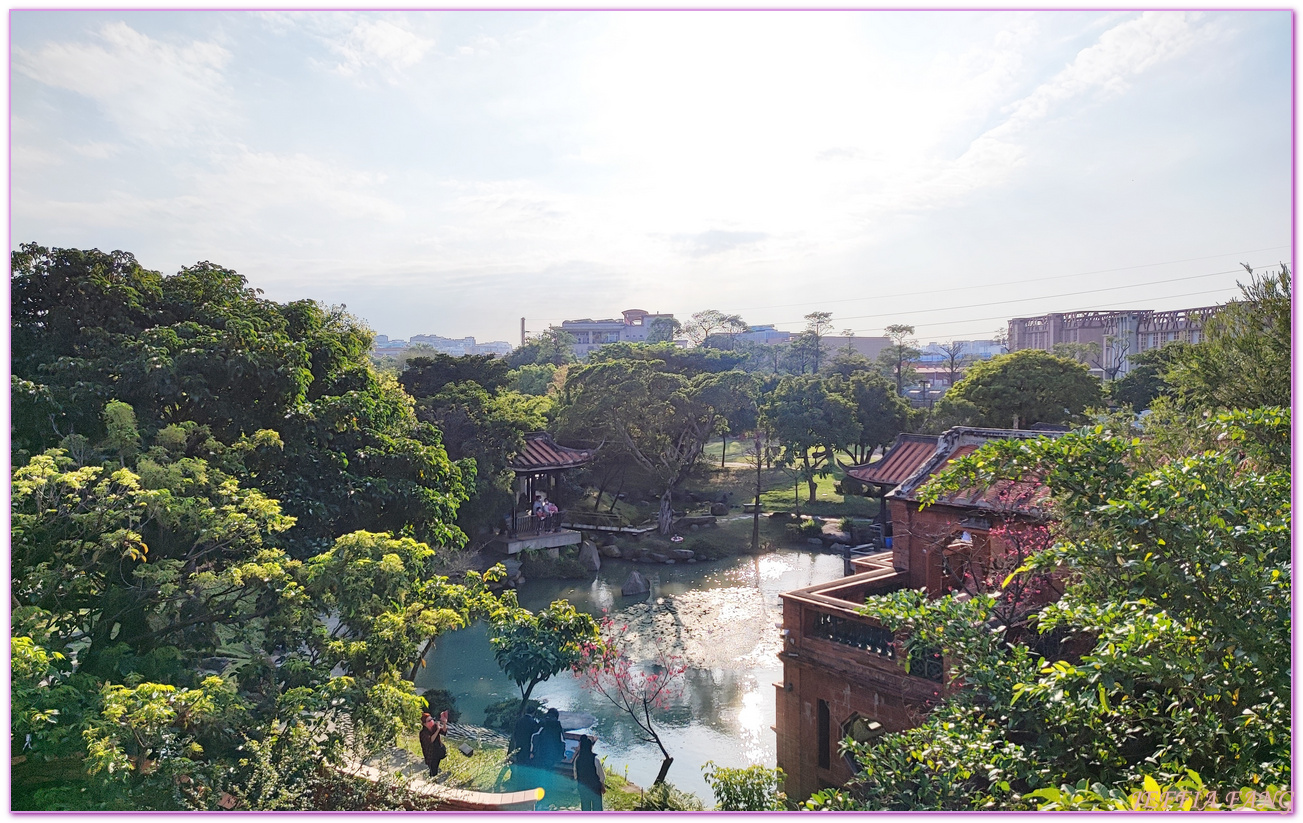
573;618;686;785
942;518;1062;646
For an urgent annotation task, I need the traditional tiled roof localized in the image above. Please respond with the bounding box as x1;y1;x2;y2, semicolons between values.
888;427;1061;516
507;432;596;473
845;434;939;489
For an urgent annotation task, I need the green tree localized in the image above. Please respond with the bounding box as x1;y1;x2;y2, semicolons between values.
937;349;1103;429
761;374;860;505
833;371;911;464
487;597;601;712
506;329;576;368
704;762;788;810
646;316;683;344
1165;264;1291;410
1106;342;1192;410
398;353;511;397
878;324;920;395
559;356;749;533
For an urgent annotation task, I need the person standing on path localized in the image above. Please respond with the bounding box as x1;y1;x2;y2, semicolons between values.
572;735;606;811
511;710;540;764
419;711;448;777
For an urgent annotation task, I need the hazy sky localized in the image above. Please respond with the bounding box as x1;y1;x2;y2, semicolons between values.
11;10;1293;345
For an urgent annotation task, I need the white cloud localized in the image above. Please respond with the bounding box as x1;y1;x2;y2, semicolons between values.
331;19;433;78
13;22;234;146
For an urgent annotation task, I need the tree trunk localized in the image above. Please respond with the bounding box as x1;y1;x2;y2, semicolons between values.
720;433;726;468
653;756;674;785
793;476;801;517
608;472;626;514
752;450;762;552
658;488;674;535
409;636;438;681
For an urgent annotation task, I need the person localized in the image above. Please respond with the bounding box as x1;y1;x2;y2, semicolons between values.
543;499;559;532
573;735;606;811
419;710;448;777
510;709;540;764
531;707;565;768
532;493;547;532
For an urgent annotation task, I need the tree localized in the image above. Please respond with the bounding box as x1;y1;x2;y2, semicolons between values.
803;311;835;373
398;353;511;397
833;371;911;465
683;310;746;348
506;329;576;368
937;349;1103;429
1106;342;1192;410
936;341;968;388
646;316;683;344
878;324;920;395
761;374;860;505
1164;263;1291;410
559;355;749;533
574;618;687;785
487;597;601;711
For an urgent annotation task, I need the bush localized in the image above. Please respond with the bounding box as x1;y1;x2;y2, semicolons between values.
633;782;705;811
703;761;788;811
785;518;824;540
420;689;460;723
483;698;546;732
839;516;857;533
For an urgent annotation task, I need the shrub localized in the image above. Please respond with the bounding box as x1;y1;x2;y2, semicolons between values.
703;761;788;811
685;537;731;561
785;518;824;540
633;782;704;811
483;698;546;732
520;553;589;580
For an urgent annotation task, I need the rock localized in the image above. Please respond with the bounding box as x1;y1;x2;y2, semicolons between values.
546;547;561;561
665;559;675;565
502;558;523;576
690;524;699;532
578;541;602;572
601;533;618;547
621;570;651;596
676;515;717;528
807;537;824;546
670;548;695;561
599;543;622;559
710;503;728;516
648;552;669;563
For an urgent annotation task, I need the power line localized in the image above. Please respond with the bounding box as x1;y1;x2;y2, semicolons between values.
768;266;1251;329
729;245;1289;314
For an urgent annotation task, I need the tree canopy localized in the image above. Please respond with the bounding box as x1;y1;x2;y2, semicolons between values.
937;349;1104;429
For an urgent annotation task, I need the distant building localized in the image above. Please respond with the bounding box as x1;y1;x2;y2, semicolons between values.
737;324;792;346
406;334;512;357
556;309;677;359
917;339;1003;362
1008;307;1216;378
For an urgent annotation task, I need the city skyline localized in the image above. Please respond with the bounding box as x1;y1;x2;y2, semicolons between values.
12;10;1292;343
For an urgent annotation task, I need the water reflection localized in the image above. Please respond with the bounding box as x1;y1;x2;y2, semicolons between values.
417;549;844;800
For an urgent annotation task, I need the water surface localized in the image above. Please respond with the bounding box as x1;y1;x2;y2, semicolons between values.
417;549;845;802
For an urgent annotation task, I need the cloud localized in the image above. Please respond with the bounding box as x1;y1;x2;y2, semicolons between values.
669;230;769;258
13;21;234;146
331;19;433;78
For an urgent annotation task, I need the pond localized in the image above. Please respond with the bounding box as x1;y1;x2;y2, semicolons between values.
416;548;847;802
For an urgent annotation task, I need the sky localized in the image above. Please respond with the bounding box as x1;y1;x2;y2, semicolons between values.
10;10;1294;346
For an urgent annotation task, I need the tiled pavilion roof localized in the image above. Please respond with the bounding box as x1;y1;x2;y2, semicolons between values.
507;432;596;473
845;434;939;489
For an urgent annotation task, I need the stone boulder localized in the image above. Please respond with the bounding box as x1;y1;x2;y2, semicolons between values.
621;570;651;597
599;543;623;559
578;541;602;572
669;548;695;561
710;502;728;516
647;552;669;564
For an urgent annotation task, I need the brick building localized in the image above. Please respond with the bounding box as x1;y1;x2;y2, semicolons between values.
775;427;1058;800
